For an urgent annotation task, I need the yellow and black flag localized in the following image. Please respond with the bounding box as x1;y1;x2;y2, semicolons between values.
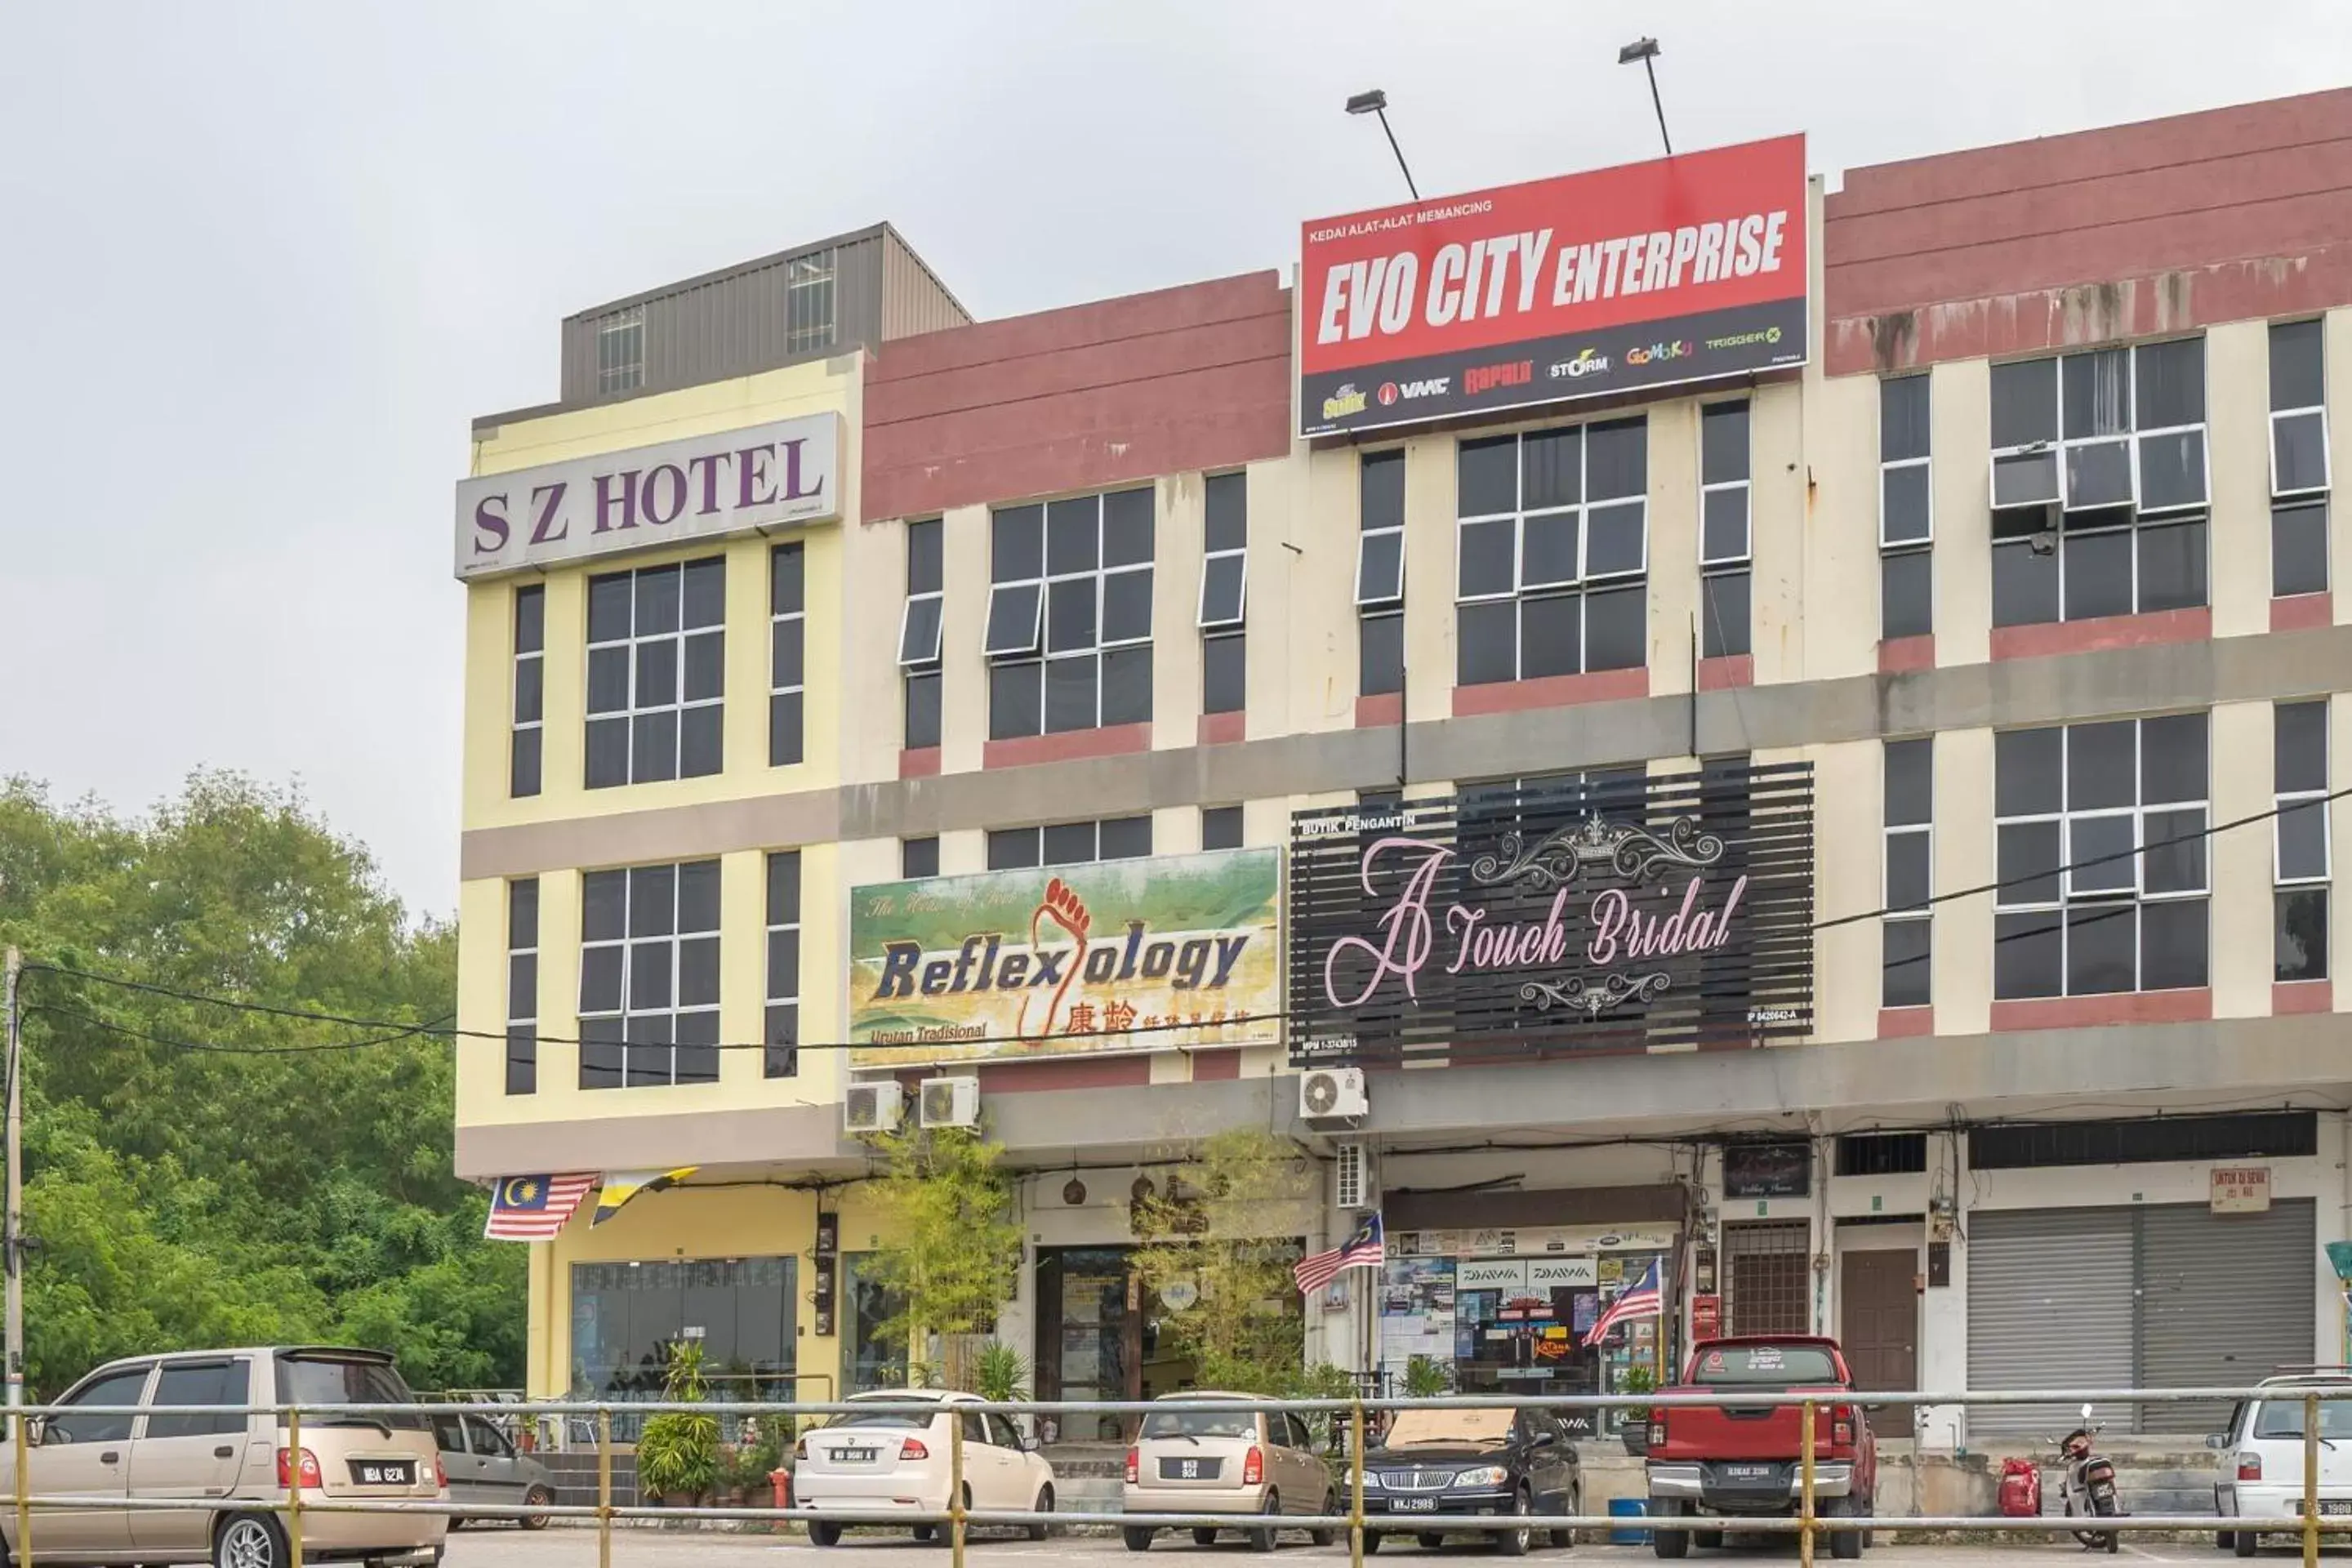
590;1167;698;1227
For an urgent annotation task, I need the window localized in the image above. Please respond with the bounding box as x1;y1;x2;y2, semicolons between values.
770;544;804;766
766;851;800;1079
1698;402;1752;657
1835;1132;1928;1177
146;1361;251;1441
1989;341;2209;628
578;860;721;1089
1969;1111;2315;1169
786;248;837;356
2275;700;2329;982
1993;715;2209;999
1883;737;1931;1008
987;817;1152;870
50;1366;152;1446
1359;452;1405;697
2270;320;2331;597
1454;417;1648;686
987;489;1153;738
1880;376;1932;639
1202;805;1244;851
1201;472;1247;715
506;878;538;1096
900;519;943;749
511;586;544;796
569;1258;797;1416
586;559;725;787
596;309;644;397
902;836;939;880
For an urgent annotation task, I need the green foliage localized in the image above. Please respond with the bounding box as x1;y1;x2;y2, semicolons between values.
860;1127;1022;1353
1618;1365;1657;1396
0;772;515;1396
635;1344;719;1502
971;1340;1031;1402
1129;1129;1314;1396
723;1417;786;1492
1403;1354;1451;1399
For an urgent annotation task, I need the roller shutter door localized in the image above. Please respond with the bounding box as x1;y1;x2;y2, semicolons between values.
2139;1198;2314;1432
1966;1207;2133;1440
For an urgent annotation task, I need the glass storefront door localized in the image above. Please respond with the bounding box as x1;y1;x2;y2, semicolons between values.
1036;1247;1133;1441
844;1253;909;1395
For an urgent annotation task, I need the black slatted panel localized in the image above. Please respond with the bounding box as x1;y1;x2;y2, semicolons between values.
1287;762;1815;1065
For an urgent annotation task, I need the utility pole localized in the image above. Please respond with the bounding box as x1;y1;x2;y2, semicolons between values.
6;945;21;1428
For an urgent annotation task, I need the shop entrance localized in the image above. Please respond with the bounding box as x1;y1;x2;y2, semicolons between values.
1032;1246;1198;1442
1838;1248;1918;1434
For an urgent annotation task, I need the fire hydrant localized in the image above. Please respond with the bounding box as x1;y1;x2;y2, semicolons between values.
769;1468;793;1511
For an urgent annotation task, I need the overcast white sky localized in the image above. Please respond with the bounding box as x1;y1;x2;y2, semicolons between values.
2;1;2345;920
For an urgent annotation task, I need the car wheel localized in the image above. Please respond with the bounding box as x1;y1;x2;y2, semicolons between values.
1496;1488;1531;1557
1125;1526;1160;1552
808;1520;844;1548
1312;1492;1340;1548
1029;1486;1055;1543
1365;1532;1385;1555
1552;1489;1579;1550
2234;1530;2258;1558
1251;1493;1282;1552
1195;1528;1223;1547
1649;1499;1688;1561
215;1514;287;1568
522;1484;555;1531
1828;1499;1862;1562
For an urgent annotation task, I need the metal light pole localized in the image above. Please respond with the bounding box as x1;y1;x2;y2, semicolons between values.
1619;38;1673;157
1344;90;1420;202
5;945;21;1427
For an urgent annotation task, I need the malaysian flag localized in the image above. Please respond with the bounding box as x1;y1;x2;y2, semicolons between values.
484;1174;596;1241
1583;1258;1663;1347
1294;1213;1384;1294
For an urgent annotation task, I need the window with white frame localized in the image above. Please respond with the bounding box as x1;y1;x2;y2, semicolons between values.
1699;401;1751;658
1993;715;2209;999
900;519;943;748
987;816;1152;871
511;585;544;798
506;877;538;1095
2270;319;2331;599
1200;472;1247;716
1879;375;1932;639
770;543;804;767
1882;738;1931;1008
986;489;1153;739
578;859;721;1089
2275;700;2329;983
586;559;725;787
1454;417;1647;686
766;850;801;1078
1358;452;1405;697
1989;339;2209;628
596;308;644;397
786;248;836;356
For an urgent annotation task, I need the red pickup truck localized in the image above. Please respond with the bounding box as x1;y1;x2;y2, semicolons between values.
1644;1334;1879;1560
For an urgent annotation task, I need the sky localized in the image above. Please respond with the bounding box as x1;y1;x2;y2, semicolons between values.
2;0;2346;920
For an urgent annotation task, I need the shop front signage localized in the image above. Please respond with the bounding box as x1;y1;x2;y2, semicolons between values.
1287;764;1815;1063
1724;1140;1813;1199
1297;135;1808;438
452;412;844;580
2211;1166;2272;1214
847;848;1282;1067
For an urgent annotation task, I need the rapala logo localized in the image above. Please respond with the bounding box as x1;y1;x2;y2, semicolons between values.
1624;341;1694;368
1549;349;1609;381
1322;384;1368;420
1464;360;1534;395
1378;376;1452;405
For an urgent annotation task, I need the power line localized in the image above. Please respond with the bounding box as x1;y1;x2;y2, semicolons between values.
24;1004;448;1056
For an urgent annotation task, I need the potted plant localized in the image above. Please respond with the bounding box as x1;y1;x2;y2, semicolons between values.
1618;1365;1658;1455
636;1344;720;1508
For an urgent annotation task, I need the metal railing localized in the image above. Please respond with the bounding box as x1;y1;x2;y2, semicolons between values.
3;1383;2345;1568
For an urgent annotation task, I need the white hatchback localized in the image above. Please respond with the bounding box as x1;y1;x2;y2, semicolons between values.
795;1391;1057;1546
2214;1374;2352;1557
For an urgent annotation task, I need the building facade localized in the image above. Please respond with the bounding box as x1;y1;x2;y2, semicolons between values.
453;89;2352;1447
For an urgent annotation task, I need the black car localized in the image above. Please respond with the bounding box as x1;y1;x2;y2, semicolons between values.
1362;1405;1581;1555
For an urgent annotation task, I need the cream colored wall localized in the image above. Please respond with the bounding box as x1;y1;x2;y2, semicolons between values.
1931;359;1993;666
1802;368;1881;680
2212;699;2274;1017
1933;728;1996;1036
1647;402;1699;695
2209;320;2272;639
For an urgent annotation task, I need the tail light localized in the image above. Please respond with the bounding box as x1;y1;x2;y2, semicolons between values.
901;1437;930;1461
1243;1446;1265;1486
1830;1404;1855;1447
434;1455;448;1490
1647;1406;1668;1449
2239;1454;2264;1482
1125;1447;1140;1485
795;1439;808;1462
275;1448;323;1489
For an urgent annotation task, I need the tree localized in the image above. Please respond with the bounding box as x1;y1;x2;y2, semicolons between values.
859;1125;1022;1379
1129;1129;1315;1394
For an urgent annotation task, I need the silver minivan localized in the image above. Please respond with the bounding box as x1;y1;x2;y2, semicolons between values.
0;1347;448;1568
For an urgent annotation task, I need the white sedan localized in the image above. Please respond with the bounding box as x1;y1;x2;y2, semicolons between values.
795;1390;1058;1544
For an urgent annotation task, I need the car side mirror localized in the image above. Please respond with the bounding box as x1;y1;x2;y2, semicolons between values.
20;1418;42;1448
2206;1433;2229;1450
1532;1430;1557;1448
1864;1403;1886;1413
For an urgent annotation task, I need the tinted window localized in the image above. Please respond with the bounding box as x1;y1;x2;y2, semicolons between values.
146;1361;251;1440
432;1413;466;1452
1142;1410;1257;1440
466;1416;512;1458
2254;1398;2352;1438
831;1401;938;1432
50;1367;151;1446
275;1355;427;1431
1689;1343;1841;1385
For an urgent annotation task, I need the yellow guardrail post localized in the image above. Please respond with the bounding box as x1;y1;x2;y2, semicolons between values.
1798;1398;1817;1568
14;1404;29;1566
286;1405;305;1568
950;1414;967;1568
1348;1398;1365;1568
596;1408;613;1568
2304;1392;2320;1568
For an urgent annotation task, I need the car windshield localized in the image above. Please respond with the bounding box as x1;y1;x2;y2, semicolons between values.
1143;1410;1258;1440
829;1400;939;1431
277;1355;429;1431
2253;1398;2352;1439
1690;1344;1840;1386
1383;1409;1513;1449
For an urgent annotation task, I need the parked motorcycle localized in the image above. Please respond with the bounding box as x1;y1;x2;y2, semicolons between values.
2047;1403;2123;1552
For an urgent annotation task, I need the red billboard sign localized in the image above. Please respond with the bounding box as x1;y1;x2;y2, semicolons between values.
1298;136;1808;437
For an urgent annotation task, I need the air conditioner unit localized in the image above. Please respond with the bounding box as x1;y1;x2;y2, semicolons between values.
1298;1066;1369;1123
1334;1141;1376;1210
919;1076;982;1130
843;1080;904;1135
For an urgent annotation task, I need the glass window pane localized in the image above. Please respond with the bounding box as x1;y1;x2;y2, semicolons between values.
1991;359;2058;449
1047;497;1100;573
1045;653;1098;733
1882;464;1931;544
1881;375;1930;463
508;878;541;950
992;505;1045;580
634;639;679;708
1885;738;1932;827
1992;539;2059;628
687;630;725;701
630;710;678;782
1046;577;1097;653
635;565;682;635
1992;448;2059;510
985;583;1043;656
763;930;800;1003
2145;807;2207;894
2063;349;2132;439
1994;910;2063;998
1882;918;1931;1008
629;864;676;936
2138;431;2207;513
679;937;720;1008
1521;510;1579;588
2065;439;2134;511
684;702;725;776
1200;555;1245;626
578;1016;624;1089
2278;702;2329;795
578;947;624;1014
1357;531;1404;604
1203;631;1245;715
1887;831;1931;911
1701;402;1750;484
1101;644;1152;726
987;828;1040;871
582;870;627;942
1100;817;1153;860
514;656;545;724
2136;517;2207;612
2271;320;2325;410
2066;902;2137;995
989;662;1040;740
506;1025;537;1094
1521;429;1579;510
1458;437;1517;517
1459;519;1515;598
1703;488;1749;563
1360;612;1403;696
1585;501;1646;577
1584;584;1646;670
905;671;941;750
1457;600;1517;687
1997;728;2063;817
2277;887;2328;982
588;574;634;644
907;519;944;595
2136;336;2205;429
1520;593;1581;680
1202;806;1244;852
1995;821;2062;906
1585;417;1647;500
1103;488;1155;567
1882;549;1932;639
2140;713;2207;804
586;647;630;715
1205;474;1247;554
2278;799;2329;882
2140;898;2207;990
1042;822;1096;866
1361;452;1405;529
2067;814;2137;894
2274;411;2329;495
510;726;542;800
1102;568;1152;644
515;586;546;654
677;558;723;629
1702;569;1750;658
2062;721;2134;810
2274;500;2330;597
900;596;943;666
902;837;940;880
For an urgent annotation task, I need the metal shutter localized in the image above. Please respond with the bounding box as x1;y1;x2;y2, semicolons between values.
1967;1207;2135;1439
2138;1198;2314;1433
1722;1220;1813;1335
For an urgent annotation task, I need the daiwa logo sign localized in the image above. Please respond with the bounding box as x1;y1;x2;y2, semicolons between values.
1376;376;1452;406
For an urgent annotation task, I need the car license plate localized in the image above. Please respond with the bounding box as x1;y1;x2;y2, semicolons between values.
350;1461;415;1487
837;1447;878;1463
2321;1500;2352;1517
1392;1498;1439;1513
1159;1457;1222;1481
1725;1464;1771;1481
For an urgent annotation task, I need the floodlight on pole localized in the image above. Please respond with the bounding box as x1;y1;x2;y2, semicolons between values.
1618;38;1673;157
1344;88;1420;202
